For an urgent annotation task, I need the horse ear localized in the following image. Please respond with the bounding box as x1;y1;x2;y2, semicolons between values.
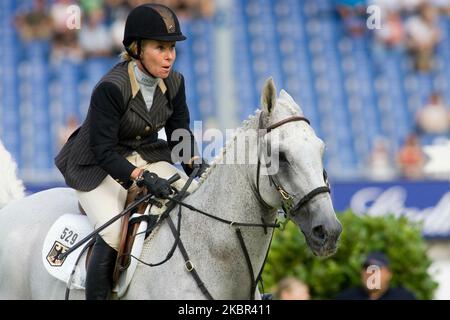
261;77;277;114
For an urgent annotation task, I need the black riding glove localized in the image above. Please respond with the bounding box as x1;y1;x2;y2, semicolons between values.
136;171;173;198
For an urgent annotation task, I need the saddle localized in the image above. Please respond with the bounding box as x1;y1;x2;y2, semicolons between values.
114;185;157;283
78;185;161;286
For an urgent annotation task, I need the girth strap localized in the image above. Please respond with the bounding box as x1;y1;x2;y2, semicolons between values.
164;166;213;299
235;223;275;300
255;221;275;294
166;215;214;300
236;228;256;300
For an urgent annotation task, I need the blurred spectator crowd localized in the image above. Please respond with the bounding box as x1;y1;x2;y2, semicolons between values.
14;0;214;64
8;0;450;182
368;90;449;181
336;0;450;71
334;0;450;180
336;0;449;72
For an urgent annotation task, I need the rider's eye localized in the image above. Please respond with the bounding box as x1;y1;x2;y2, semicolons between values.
279;152;289;163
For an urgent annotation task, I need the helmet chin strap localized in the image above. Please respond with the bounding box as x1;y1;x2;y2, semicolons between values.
126;40;158;78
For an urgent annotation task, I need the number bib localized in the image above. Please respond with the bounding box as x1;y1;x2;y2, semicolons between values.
42;213;93;288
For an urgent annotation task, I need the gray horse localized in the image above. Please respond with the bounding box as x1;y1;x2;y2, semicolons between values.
0;78;342;299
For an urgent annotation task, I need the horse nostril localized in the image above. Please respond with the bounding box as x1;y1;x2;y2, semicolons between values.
312;225;327;241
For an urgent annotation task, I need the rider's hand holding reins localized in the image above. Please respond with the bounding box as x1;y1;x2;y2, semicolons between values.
136;170;173;198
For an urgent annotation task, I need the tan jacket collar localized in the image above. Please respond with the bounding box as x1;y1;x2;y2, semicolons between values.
128;61;167;98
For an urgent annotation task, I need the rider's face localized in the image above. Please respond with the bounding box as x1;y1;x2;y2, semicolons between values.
139;40;176;79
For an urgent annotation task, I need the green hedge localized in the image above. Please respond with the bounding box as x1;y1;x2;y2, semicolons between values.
262;210;438;299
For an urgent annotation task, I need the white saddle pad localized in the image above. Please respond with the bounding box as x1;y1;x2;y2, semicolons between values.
42;212;149;298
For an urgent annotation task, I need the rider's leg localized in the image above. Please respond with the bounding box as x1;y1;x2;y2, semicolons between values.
84;234;118;299
77;174;127;300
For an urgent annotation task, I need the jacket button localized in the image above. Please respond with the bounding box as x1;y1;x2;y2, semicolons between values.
145;126;151;131
136;135;141;140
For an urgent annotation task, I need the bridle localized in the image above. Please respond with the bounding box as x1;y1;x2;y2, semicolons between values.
256;113;331;218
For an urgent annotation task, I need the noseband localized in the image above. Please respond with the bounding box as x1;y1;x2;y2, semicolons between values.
256;114;331;217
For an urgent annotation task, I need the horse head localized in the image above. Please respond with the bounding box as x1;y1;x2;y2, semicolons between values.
257;78;342;256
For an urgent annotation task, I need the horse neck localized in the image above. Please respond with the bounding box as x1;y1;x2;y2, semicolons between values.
182;113;277;282
188;162;270;223
188;111;275;225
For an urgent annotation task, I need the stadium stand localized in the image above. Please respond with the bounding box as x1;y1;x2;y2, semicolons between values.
1;0;449;183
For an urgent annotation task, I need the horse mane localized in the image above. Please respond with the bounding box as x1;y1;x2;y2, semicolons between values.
0;140;25;208
197;109;263;185
197;95;304;185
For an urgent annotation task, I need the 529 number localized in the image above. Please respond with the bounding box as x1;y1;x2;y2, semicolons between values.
60;228;78;245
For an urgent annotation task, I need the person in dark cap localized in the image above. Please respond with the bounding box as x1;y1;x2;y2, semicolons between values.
336;251;416;300
55;3;208;300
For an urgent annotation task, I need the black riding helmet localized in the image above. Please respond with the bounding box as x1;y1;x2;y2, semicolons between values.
123;4;186;60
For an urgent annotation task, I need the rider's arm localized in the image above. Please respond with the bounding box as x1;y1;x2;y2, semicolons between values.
89;82;137;188
164;74;200;175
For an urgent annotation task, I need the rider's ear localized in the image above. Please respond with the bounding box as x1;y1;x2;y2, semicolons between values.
261;77;277;115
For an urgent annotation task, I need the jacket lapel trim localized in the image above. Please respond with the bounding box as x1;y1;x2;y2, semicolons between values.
158;80;167;94
128;61;140;98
